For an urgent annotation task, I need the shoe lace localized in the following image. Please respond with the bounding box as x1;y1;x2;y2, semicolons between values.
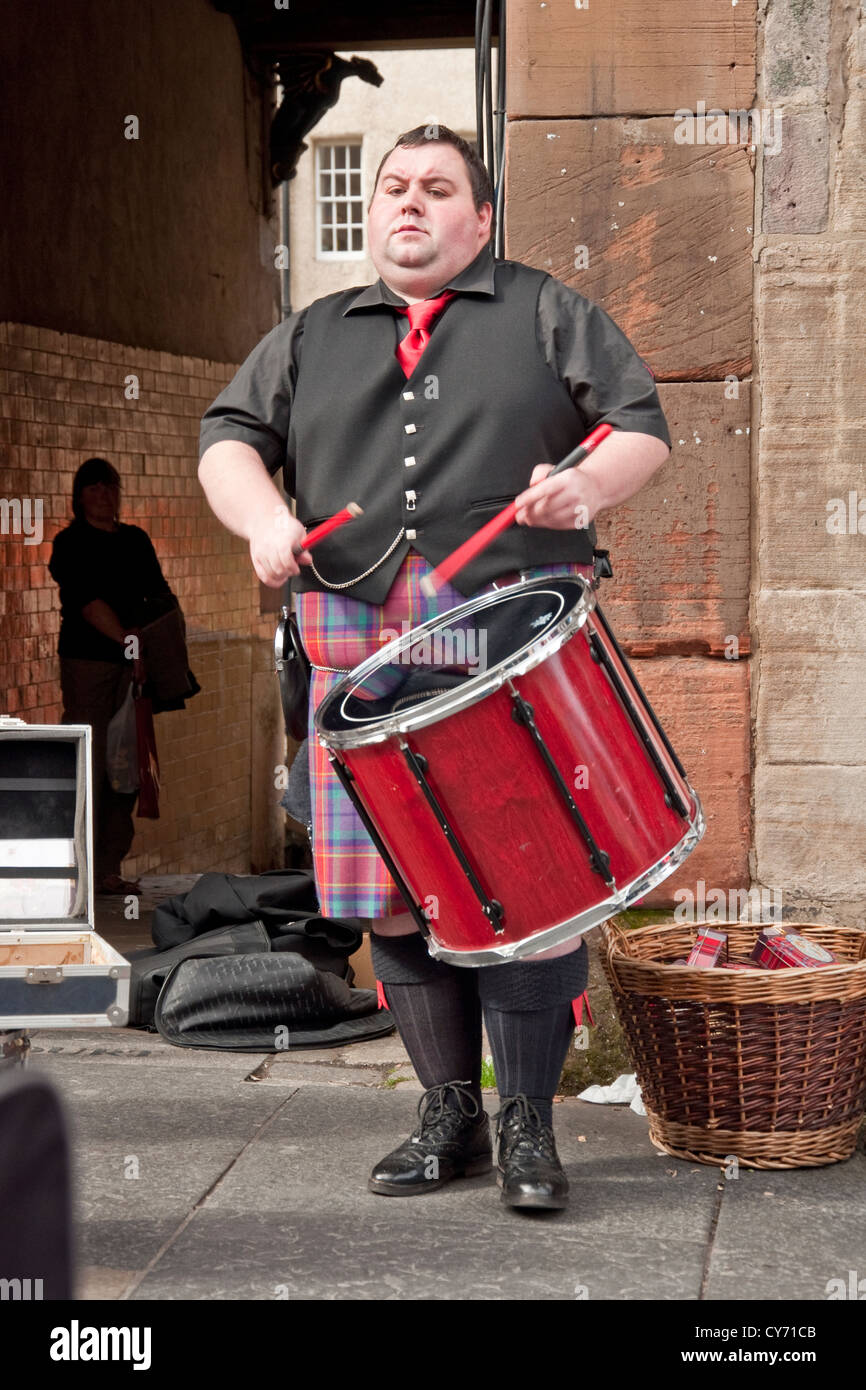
494;1094;558;1163
411;1081;480;1140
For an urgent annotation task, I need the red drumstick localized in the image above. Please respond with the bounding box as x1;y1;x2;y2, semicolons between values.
420;423;614;597
295;501;363;553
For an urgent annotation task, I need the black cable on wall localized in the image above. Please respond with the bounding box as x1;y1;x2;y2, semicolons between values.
475;0;506;259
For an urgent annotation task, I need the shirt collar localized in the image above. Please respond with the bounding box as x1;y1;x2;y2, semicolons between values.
342;244;497;315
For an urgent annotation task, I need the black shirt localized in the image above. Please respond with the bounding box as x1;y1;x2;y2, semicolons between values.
49;520;172;662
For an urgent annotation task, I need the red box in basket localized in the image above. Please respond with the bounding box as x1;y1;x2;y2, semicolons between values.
752;931;837;970
749;925;786;963
686;926;728;967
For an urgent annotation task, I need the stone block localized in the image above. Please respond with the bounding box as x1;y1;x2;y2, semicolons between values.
596;382;751;653
629;655;751;903
756;425;866;590
756;589;866;767
763;0;833;103
755;764;866;902
505;119;753;379
507;0;757;116
756;239;866;587
762;109;830;233
835;78;866;231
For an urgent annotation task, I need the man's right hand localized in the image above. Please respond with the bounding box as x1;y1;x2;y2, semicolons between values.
248;505;314;587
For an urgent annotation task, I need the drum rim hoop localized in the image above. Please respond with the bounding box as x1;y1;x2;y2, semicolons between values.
314;576;596;749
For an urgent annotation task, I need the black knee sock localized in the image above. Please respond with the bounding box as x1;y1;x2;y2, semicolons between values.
483;1004;576;1127
478;943;589;1128
370;933;483;1110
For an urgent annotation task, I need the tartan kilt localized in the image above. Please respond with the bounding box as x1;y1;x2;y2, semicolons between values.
294;553;592;921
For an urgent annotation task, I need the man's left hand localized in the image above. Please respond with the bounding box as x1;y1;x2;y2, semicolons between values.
514;465;603;531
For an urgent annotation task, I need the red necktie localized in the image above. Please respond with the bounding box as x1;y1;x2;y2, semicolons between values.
394;291;457;378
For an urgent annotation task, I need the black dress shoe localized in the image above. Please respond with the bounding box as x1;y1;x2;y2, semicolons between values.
495;1095;569;1210
369;1082;492;1196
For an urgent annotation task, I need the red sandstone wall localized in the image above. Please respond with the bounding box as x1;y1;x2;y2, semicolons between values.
506;0;758;903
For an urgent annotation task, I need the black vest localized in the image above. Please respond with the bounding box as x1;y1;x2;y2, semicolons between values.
288;259;597;603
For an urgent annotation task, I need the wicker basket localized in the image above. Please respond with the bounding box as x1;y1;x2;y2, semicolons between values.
600;919;866;1169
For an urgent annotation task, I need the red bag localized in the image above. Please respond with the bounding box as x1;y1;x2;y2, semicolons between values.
134;686;160;819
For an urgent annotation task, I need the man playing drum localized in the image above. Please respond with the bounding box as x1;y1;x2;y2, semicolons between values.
198;125;670;1211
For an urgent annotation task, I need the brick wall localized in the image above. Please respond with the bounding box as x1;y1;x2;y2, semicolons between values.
0;321;283;877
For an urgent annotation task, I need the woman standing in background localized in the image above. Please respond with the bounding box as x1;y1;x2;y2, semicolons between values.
49;457;174;894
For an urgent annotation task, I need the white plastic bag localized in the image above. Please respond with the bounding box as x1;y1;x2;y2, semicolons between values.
106;684;140;794
578;1072;647;1116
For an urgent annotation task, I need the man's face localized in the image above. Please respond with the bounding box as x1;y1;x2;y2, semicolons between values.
367;142;492;300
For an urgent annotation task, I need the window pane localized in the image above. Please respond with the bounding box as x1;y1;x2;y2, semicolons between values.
321;227;334;253
350;171;361;197
336;203;348;224
333;173;345;198
349;145;361;170
319;172;331;197
351;227;363;251
336;227;348;251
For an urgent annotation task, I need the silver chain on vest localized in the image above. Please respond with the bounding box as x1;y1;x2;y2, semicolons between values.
308;526;407;590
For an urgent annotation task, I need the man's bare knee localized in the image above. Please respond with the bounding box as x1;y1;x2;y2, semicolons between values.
371;912;420;938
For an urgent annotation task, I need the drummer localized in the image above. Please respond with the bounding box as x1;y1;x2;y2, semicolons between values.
198;124;670;1211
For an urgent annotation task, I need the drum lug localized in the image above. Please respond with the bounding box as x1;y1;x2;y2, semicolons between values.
586;615;692;821
507;682;616;889
399;740;506;936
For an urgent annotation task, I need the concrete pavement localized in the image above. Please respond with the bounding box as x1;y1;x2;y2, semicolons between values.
14;877;866;1301
23;1023;866;1302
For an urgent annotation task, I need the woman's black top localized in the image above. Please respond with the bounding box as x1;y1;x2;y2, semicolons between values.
49;520;173;662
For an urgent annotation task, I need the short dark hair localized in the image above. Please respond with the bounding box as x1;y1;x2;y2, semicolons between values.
370;124;495;242
72;457;120;521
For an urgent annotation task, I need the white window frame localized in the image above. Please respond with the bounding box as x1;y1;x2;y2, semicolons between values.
315;141;365;260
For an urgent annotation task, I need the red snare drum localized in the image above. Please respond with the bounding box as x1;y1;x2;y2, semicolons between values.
315;577;704;965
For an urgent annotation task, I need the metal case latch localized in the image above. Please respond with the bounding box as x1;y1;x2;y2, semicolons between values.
25;967;64;984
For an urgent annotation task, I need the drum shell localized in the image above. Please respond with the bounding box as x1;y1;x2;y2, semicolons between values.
332;613;698;959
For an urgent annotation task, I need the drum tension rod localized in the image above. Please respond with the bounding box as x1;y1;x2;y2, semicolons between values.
507;683;615;888
398;741;506;936
592;601;688;780
586;620;692;821
328;754;432;939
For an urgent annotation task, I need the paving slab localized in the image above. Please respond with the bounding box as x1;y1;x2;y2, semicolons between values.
705;1154;866;1302
128;1208;709;1301
28;1027;268;1071
24;1054;293;1276
267;1035;409;1067
125;1089;709;1300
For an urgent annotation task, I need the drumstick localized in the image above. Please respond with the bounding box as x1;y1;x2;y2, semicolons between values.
294;502;363;554
419;423;614;597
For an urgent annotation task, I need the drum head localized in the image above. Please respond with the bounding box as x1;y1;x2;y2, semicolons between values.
315;576;594;746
